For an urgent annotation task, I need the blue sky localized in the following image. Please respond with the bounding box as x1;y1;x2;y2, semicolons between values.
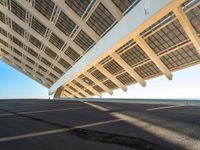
0;59;200;99
0;60;48;99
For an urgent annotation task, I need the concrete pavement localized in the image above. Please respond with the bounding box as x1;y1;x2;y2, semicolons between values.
0;99;200;150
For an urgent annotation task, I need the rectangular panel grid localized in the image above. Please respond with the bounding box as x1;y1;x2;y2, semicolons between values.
74;30;95;51
36;71;44;77
13;56;21;63
145;19;188;54
65;90;72;95
27;47;38;57
0;26;7;37
69;85;77;92
31;17;47;36
12;21;24;37
11;0;26;22
41;57;51;66
49;72;58;80
25;64;33;70
0;38;8;47
55;11;76;36
73;81;84;89
26;57;35;65
38;65;47;72
53;66;64;75
49;32;64;50
116;72;136;85
120;45;148;66
58;58;71;70
161;44;200;70
141;12;175;37
103;59;124;75
86;3;116;36
1;48;9;55
111;0;136;13
115;39;135;54
186;5;200;34
12;36;23;48
13;48;22;56
65;0;91;17
82;76;94;86
29;35;42;49
64;46;80;61
85;89;94;96
91;69;107;81
103;80;117;89
78;92;85;97
0;11;5;23
34;0;55;20
46;78;54;84
134;61;162;79
44;47;57;59
93;85;104;93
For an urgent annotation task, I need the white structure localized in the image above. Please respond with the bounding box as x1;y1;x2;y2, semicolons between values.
0;0;200;98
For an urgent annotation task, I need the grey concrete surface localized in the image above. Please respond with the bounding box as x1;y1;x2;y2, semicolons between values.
0;99;199;150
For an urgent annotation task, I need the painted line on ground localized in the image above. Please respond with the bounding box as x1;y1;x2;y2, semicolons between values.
145;105;185;111
0;118;123;142
0;106;90;116
82;101;108;111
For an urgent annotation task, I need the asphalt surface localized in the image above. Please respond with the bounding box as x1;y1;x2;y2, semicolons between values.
0;99;199;150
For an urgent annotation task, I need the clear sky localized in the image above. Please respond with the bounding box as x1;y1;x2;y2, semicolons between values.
0;59;200;99
0;60;48;99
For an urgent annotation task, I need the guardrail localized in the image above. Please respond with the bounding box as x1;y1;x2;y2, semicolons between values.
55;98;200;106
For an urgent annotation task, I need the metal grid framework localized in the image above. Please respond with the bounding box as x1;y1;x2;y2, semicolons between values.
86;2;116;36
31;17;47;36
34;0;55;20
0;0;136;88
65;0;92;17
111;0;136;13
55;11;76;37
49;32;64;50
64;46;80;62
74;30;95;51
54;0;200;98
0;0;200;97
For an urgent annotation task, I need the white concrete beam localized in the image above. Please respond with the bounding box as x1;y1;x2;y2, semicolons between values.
84;72;113;95
135;35;172;80
54;0;99;42
100;0;122;21
174;6;200;54
65;86;83;98
75;78;101;97
70;82;91;98
111;52;146;87
96;64;127;92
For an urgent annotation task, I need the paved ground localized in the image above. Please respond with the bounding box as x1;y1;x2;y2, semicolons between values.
0;99;200;150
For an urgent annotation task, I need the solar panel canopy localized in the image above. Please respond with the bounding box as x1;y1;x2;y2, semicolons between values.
0;0;200;98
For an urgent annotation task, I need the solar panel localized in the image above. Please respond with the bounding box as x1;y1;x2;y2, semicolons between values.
11;0;26;22
55;11;76;36
86;3;116;36
34;0;55;20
